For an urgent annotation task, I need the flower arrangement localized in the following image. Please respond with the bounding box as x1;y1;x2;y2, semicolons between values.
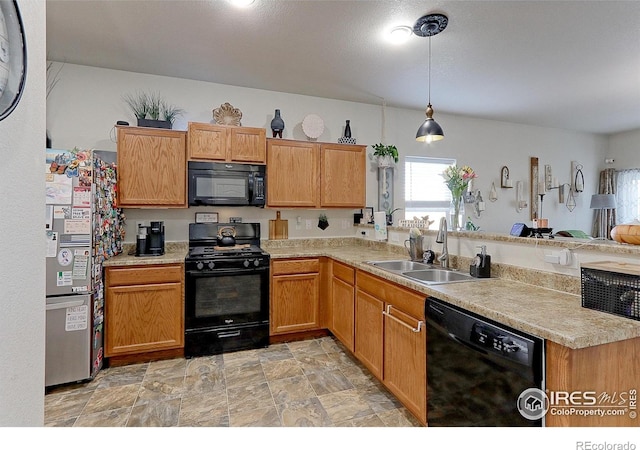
442;165;477;230
441;165;477;199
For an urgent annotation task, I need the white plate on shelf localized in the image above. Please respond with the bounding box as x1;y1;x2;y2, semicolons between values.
302;114;324;139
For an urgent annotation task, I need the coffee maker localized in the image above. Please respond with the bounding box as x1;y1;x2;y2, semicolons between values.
136;221;165;256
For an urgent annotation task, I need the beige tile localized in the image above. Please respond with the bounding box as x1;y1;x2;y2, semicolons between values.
377;408;422;427
182;366;226;397
136;376;185;405
257;343;294;362
358;384;403;413
262;358;304;381
223;348;261;368
227;381;274;414
277;398;333;427
82;384;140;415
318;389;375;423
224;361;266;388
94;363;148;389
268;375;316;404
305;369;354;396
44;389;94;423
126;398;181;427
178;388;229;427
185;354;224;376
144;358;187;380
73;407;131;427
335;413;386;427
297;353;340;374
229;405;281;427
287;339;326;357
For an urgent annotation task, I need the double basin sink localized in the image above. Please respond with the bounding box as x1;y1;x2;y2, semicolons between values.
365;260;481;285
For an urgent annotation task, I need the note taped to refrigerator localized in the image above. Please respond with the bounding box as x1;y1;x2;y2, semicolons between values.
73;186;91;207
57;271;72;286
53;206;71;219
65;305;88;331
45;173;73;204
72;254;89;279
64;218;91;234
46;231;58;257
72;208;91;219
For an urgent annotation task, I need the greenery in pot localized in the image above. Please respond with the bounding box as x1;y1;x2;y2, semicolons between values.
122;90;184;126
370;143;399;165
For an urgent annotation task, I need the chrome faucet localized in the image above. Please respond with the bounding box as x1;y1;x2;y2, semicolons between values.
435;217;449;269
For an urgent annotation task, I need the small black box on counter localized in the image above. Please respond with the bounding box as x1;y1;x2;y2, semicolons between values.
581;262;640;321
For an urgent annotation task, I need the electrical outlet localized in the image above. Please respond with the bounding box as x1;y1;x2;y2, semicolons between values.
306;220;312;230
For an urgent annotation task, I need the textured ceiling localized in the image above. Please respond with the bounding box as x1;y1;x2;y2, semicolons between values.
46;0;640;135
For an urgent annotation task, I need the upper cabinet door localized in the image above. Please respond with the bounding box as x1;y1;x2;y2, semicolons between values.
188;122;228;161
267;139;319;208
320;143;366;208
117;126;187;207
230;127;266;163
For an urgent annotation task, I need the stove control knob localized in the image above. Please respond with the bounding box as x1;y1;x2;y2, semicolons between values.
244;259;250;268
196;262;204;271
208;261;215;270
254;259;260;267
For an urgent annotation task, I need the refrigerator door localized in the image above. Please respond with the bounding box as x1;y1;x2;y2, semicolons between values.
45;244;93;297
45;294;92;387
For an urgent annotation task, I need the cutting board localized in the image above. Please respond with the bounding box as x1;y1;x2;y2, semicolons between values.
269;211;288;240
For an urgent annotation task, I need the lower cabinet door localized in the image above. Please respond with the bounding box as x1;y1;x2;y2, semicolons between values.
105;282;184;356
383;304;427;425
331;276;355;351
270;273;320;334
354;289;384;380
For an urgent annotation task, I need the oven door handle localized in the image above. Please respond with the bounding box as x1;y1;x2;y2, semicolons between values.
186;266;269;276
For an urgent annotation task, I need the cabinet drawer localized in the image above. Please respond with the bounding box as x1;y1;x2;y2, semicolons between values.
272;258;320;276
357;270;425;319
106;264;183;286
332;261;354;285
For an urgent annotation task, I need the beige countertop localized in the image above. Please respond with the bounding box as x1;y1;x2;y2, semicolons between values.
103;238;640;350
103;242;188;267
264;243;640;350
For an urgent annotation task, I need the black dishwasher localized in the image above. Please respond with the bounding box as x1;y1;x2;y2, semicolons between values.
426;297;545;426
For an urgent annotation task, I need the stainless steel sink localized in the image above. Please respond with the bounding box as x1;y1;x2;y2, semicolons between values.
402;269;477;285
365;259;482;285
368;260;431;272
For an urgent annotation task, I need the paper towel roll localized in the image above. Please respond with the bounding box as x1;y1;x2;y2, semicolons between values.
373;211;387;241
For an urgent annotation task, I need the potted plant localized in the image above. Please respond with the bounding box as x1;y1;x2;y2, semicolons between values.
370;143;399;168
123;90;184;129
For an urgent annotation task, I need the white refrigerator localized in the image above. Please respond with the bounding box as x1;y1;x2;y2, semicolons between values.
45;149;125;387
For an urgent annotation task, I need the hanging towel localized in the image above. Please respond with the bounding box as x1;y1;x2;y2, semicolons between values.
373;211;388;241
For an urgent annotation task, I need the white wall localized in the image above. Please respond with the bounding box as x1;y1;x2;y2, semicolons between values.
607;128;640;170
46;63;609;242
0;0;46;426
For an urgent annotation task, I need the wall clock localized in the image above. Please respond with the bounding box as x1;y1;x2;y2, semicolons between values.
0;0;26;121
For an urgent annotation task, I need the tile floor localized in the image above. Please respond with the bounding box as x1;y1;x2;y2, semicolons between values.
44;336;422;427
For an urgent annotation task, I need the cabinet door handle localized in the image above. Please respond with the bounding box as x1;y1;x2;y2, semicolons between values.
382;304;423;333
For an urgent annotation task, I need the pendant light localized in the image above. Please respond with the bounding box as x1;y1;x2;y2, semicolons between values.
414;13;448;143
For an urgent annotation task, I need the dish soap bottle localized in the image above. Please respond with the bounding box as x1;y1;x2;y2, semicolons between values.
470;245;491;278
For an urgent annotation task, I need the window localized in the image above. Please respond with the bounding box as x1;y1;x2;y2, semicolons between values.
616;168;640;224
404;156;455;222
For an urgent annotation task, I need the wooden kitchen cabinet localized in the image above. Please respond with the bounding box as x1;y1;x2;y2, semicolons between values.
270;258;321;335
355;270;427;425
266;138;366;208
320;143;366;208
117;126;187;207
105;264;184;358
330;261;355;351
188;122;266;163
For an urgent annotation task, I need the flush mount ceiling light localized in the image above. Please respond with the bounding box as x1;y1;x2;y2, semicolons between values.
414;13;448;143
388;25;413;44
228;0;255;7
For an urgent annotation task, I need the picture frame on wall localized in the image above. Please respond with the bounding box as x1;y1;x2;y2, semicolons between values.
363;207;374;224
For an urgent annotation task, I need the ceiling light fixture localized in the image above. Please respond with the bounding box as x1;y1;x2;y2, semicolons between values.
388;25;413;44
228;0;255;7
414;13;448;143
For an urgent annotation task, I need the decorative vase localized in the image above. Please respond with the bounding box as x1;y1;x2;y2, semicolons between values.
449;195;465;231
270;109;284;138
344;120;352;138
137;118;171;129
338;119;356;144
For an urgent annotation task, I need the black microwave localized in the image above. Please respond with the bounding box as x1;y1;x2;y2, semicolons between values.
188;161;266;207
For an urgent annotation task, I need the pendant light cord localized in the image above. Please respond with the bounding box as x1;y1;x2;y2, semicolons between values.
428;36;432;105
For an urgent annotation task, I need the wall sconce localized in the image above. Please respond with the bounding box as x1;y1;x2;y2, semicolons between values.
544;164;560;191
559;183;576;211
571;161;584;194
516;181;527;213
500;166;513;188
489;182;498;202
